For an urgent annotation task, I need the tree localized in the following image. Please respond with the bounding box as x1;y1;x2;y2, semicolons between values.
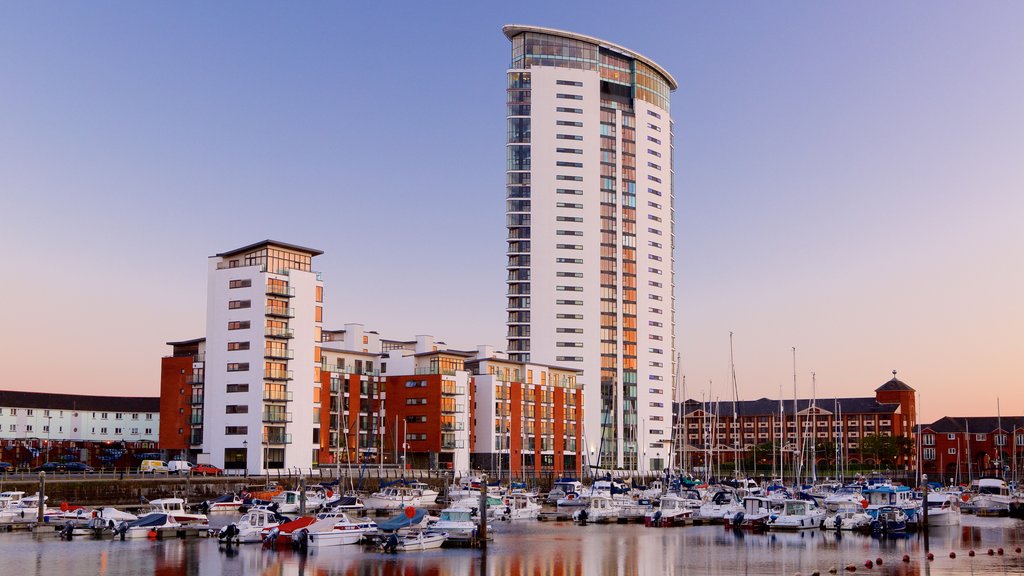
859;434;914;468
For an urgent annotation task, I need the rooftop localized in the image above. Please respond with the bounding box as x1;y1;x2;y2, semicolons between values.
214;239;324;259
502;24;678;90
0;390;159;413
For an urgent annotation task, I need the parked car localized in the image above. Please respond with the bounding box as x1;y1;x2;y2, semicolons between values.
32;462;67;473
0;462;12;473
190;464;223;476
63;462;94;472
140;460;170;473
168;460;194;475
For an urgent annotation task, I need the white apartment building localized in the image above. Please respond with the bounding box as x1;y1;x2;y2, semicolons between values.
0;390;159;443
202;240;324;474
503;25;677;470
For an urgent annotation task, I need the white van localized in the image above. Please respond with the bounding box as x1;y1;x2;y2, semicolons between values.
168;460;194;475
140;460;170;473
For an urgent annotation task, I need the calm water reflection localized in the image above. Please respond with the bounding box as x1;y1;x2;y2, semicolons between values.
2;516;1023;576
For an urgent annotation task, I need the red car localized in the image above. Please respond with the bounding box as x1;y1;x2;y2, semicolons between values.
190;464;223;476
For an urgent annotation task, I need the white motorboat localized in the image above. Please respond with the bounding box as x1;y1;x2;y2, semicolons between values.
724;496;782;530
821;501;873;531
147;498;207;525
644;493;695;527
548;479;584;505
925;491;962;526
408;481;440;504
768;499;824;530
495;492;542;521
115;513;181;539
202;493;244;513
573;494;622;523
270;491;303;514
433;507;476;537
698;489;742;522
969;478;1012;516
219;508;285;544
363;486;424;510
291;516;363;549
388;529;447;551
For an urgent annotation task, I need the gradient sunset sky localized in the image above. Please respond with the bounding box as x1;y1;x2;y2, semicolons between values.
1;2;1021;422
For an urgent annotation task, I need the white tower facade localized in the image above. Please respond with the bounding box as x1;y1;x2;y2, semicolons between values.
503;26;677;471
203;240;323;474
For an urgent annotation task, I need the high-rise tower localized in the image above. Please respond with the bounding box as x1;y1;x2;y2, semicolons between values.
503;26;677;471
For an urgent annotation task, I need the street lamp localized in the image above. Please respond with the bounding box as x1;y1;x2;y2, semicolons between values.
242;440;248;477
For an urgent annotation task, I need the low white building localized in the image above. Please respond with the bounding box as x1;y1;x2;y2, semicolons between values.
0;390;159;443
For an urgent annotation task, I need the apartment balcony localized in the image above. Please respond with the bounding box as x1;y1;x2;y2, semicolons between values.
414;367;458;376
265;327;295;339
441;384;466;396
263;432;293;445
186;374;204;385
440;422;465;432
264;369;293;381
188;430;203;445
265;306;294;318
262;412;293;423
263;390;293;402
190;393;204;405
441;437;465;450
266;284;295;298
440;405;464;415
189;413;204;425
322;363;381;376
264;348;294;360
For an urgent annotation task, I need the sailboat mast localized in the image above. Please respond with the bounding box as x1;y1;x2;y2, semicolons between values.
792;347;800;485
810;372;817;483
777;381;783;482
729;332;741;479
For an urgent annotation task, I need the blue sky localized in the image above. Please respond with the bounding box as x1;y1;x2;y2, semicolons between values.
1;2;1021;420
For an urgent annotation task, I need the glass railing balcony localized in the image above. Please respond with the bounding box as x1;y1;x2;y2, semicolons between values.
441;385;466;396
189;431;203;445
441;438;465;450
186;374;205;385
189;413;204;425
414;367;458;376
263;432;293;445
264;348;294;360
321;363;381;376
264;370;293;381
190;394;204;405
440;405;464;415
265;306;294;318
263;390;293;402
266;285;295;298
441;422;465;432
266;327;295;339
262;412;292;423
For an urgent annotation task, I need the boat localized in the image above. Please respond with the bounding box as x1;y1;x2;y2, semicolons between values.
291;516;364;549
114;513;181;539
380;529;447;552
218;508;288;544
147;498;207;525
697;489;742;523
262;515;317;547
201;493;244;513
969;478;1012;516
870;505;908;534
768;499;824;530
821;501;873;531
548;478;584;505
862;484;920;524
270;491;304;514
724;496;781;531
572;494;625;524
363;485;425;510
495;493;542;521
433;507;476;538
644;493;695;527
408;481;440;504
923;491;962;526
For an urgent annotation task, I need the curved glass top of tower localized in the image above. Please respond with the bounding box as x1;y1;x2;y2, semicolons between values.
503;24;676;112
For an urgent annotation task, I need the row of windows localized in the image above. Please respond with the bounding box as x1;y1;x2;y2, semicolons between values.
5;409;151;420
6;423;153;435
556;107;582;114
